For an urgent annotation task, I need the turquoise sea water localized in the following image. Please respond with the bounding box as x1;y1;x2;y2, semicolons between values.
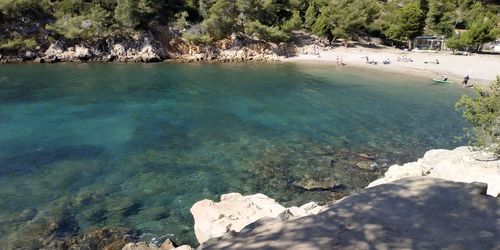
0;63;469;246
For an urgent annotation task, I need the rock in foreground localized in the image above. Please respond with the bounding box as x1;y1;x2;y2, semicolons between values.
200;177;500;249
368;147;500;196
190;193;325;244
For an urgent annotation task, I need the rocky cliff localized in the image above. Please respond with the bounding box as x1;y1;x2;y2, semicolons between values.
0;29;328;64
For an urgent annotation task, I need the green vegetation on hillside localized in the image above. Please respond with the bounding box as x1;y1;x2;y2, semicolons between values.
456;77;500;157
0;0;499;49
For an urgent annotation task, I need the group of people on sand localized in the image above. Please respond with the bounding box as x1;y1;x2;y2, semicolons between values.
424;59;440;64
364;56;378;65
363;56;394;65
397;56;413;63
364;56;416;65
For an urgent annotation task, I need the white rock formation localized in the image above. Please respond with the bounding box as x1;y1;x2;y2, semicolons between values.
200;177;500;249
190;193;325;244
368;146;500;196
73;45;91;59
121;240;192;250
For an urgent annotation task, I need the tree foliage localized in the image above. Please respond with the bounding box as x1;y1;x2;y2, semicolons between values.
114;0;140;29
384;2;425;44
0;0;498;46
456;77;500;156
425;0;457;37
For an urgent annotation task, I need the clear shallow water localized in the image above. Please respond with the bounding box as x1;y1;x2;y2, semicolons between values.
0;63;469;246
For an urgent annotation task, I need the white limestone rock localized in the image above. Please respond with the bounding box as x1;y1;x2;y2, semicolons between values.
122;242;159;250
190;193;328;244
73;45;92;59
121;240;189;250
368;146;500;196
190;193;287;244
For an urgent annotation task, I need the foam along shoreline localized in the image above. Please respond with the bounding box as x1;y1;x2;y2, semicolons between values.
283;46;500;87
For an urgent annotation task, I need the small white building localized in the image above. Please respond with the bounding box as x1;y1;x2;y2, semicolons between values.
488;39;500;53
413;35;446;51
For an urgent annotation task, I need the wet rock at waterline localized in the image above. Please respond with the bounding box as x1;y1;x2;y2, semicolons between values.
121;240;193;250
45;227;137;250
1;205;137;249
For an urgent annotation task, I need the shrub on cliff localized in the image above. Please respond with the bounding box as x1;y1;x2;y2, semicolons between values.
456;77;500;156
0;37;37;51
244;21;289;43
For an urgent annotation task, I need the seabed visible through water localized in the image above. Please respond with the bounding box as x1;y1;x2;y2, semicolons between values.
0;62;469;246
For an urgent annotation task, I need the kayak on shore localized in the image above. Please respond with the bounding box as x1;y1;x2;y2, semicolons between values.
432;79;454;84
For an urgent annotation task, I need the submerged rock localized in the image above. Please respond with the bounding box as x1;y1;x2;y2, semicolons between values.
47;227;136;250
292;177;341;191
2;207;79;249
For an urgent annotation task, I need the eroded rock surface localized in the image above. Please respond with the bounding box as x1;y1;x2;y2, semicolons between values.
368;146;500;196
121;240;192;250
200;177;500;249
190;193;326;244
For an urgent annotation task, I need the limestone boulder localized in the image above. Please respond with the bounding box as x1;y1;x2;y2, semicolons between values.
122;242;160;250
121;239;188;250
43;42;65;62
190;193;328;244
137;44;162;62
368;146;500;196
73;45;92;60
190;193;287;244
200;177;500;249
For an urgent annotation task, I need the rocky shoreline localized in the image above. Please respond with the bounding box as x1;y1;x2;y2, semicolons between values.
2;146;498;249
0;31;331;64
125;146;500;249
192;147;500;249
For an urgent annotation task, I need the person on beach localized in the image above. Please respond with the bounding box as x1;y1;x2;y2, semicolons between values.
336;56;340;65
340;57;344;66
463;75;470;85
436;59;440;64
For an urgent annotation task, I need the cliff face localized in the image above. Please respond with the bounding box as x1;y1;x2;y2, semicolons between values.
0;28;327;63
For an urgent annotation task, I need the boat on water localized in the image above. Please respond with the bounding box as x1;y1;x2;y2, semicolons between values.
432;79;454;84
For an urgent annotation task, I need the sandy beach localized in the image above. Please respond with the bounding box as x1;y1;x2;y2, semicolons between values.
284;46;500;87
